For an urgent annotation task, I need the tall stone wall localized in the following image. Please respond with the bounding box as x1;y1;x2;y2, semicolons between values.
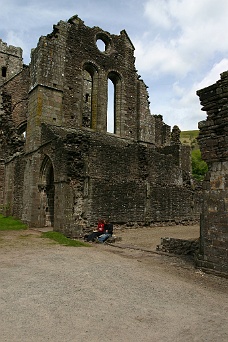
0;51;28;210
0;15;201;232
4;155;26;218
0;67;29;156
196;71;228;277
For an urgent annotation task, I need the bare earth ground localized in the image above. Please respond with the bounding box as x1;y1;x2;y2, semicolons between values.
0;225;228;342
113;224;201;250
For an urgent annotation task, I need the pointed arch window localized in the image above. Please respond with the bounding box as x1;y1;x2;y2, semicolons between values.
107;79;114;133
107;71;121;134
83;63;98;129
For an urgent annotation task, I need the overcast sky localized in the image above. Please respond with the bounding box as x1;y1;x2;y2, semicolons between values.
1;0;228;131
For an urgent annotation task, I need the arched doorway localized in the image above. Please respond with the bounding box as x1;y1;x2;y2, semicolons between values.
39;156;55;227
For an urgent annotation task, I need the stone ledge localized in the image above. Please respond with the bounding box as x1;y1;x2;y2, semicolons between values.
156;237;199;256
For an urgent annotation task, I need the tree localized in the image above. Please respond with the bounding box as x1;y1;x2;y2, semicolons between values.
191;149;208;181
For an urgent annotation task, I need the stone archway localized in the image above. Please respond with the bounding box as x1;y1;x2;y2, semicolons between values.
39;156;55;227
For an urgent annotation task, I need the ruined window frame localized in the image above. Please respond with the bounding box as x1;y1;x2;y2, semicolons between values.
107;71;122;135
17;121;27;141
39;155;55;227
95;32;112;54
82;62;99;130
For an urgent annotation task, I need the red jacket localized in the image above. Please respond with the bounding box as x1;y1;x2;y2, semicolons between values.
97;222;104;232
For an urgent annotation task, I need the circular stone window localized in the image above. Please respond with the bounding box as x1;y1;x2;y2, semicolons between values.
96;32;112;53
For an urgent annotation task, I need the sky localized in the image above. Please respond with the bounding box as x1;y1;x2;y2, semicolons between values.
1;0;228;131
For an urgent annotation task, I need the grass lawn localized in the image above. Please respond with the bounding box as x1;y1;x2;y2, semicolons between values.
0;214;89;247
0;214;28;231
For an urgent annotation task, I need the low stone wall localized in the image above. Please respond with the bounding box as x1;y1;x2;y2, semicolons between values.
156;237;199;256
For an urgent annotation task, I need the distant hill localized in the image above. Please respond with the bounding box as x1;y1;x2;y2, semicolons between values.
180;130;199;150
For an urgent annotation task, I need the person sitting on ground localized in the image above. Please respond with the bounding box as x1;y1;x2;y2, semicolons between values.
84;219;105;242
98;221;113;243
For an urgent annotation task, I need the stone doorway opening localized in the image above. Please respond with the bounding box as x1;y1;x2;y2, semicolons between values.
39;156;55;227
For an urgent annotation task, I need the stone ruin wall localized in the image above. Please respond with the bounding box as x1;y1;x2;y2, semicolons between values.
29;124;200;236
27;17;168;146
0;40;28;209
0;39;23;87
196;71;228;277
0;15;202;233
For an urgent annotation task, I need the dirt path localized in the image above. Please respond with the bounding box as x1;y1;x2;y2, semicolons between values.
113;224;200;250
0;226;227;342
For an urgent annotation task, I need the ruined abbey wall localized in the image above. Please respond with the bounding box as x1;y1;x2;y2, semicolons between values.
0;15;201;234
0;39;23;87
197;71;228;276
14;124;199;235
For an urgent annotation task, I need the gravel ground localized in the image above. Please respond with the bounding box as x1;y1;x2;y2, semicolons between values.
0;226;227;342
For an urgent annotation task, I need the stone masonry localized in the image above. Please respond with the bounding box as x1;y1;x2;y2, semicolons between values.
196;71;228;277
0;15;202;236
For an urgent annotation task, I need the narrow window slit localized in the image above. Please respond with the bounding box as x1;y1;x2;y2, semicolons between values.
2;67;7;77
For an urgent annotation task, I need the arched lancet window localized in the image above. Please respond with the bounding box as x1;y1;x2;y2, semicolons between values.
107;79;115;133
107;72;121;134
83;63;98;129
83;70;92;128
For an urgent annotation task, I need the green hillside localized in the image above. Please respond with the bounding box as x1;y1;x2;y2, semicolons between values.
180;130;199;149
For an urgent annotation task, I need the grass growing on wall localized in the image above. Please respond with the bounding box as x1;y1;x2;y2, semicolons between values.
41;231;90;247
0;214;28;231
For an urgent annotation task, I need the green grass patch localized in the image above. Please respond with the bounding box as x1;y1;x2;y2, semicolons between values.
0;214;28;231
41;231;90;247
